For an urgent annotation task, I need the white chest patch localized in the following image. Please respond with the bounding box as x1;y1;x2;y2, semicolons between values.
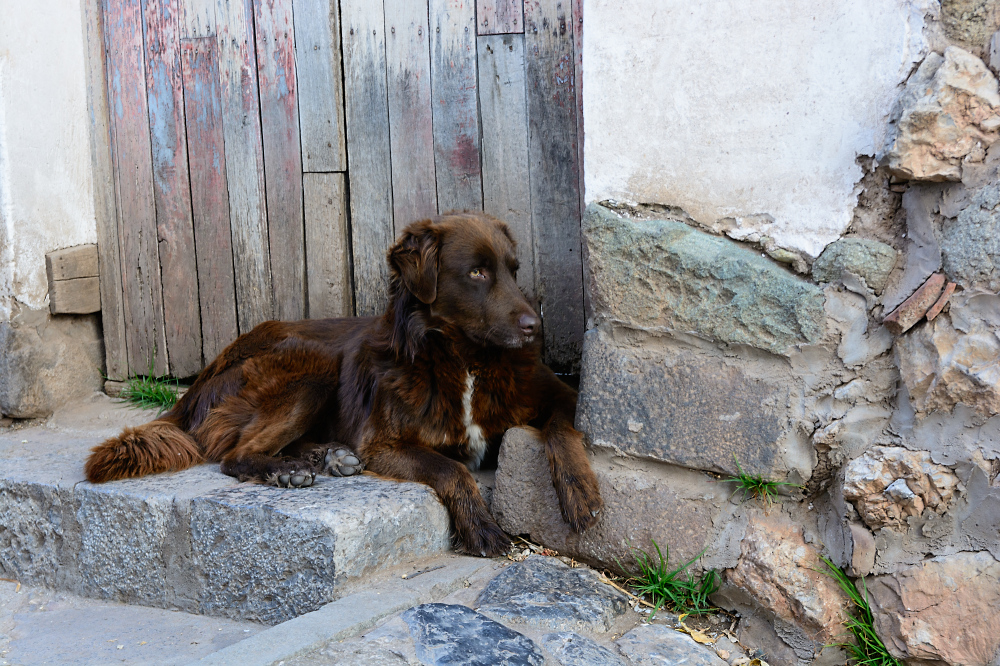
462;372;488;470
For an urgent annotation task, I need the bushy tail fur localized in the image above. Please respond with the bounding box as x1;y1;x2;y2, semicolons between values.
84;418;203;483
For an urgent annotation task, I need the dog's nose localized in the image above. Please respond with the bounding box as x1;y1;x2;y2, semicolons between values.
518;314;539;336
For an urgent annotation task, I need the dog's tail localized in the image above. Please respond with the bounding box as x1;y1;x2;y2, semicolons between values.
84;417;203;483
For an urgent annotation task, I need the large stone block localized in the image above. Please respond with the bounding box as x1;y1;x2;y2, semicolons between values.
941;184;1000;292
491;427;732;572
583;204;826;356
191;476;451;625
577;327;809;479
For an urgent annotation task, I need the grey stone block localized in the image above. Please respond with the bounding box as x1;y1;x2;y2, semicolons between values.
401;603;544;666
542;632;626;666
941;182;1000;292
811;237;897;292
191;476;451;624
616;624;728;666
583;203;825;356
476;556;628;633
577;327;797;478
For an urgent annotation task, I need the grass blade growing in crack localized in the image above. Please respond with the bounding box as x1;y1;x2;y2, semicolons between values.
727;455;802;506
118;358;180;413
618;539;719;618
821;557;902;666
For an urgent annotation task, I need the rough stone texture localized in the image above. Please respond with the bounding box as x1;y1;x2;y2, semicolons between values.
881;187;944;314
542;632;627;666
811;237;898;292
941;183;1000;292
924;282;957;321
882;273;946;336
897;292;1000;417
0;305;103;418
401;603;544;666
884;47;1000;182
715;512;850;662
868;551;1000;666
492;427;732;572
942;0;1000;56
583;204;826;356
615;624;727;666
842;447;961;531
576;327;812;480
476;556;628;633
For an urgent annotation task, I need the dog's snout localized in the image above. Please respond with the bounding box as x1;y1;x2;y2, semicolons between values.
518;313;539;336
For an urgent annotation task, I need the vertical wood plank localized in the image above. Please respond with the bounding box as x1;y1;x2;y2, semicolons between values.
182;37;240;362
181;0;216;37
429;0;483;212
571;0;583;215
384;0;437;229
84;0;129;379
524;0;583;372
104;0;169;376
304;173;352;318
215;0;273;331
143;0;203;376
292;0;347;172
254;0;305;321
341;0;395;315
476;0;523;35
477;34;534;301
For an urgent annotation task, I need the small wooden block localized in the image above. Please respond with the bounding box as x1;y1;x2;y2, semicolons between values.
45;244;99;281
48;277;101;315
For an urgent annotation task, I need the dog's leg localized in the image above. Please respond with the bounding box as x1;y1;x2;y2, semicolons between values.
218;415;318;488
365;441;511;557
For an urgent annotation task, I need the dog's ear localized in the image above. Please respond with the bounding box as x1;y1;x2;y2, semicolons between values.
389;220;440;304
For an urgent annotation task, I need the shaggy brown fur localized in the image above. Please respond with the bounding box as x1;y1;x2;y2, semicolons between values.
85;213;603;556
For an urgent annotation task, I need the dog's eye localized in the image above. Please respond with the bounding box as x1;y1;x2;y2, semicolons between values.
469;268;487;280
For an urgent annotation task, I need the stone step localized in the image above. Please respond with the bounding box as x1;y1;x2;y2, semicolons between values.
0;424;451;625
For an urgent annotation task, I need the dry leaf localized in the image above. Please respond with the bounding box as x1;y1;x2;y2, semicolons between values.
677;614;716;645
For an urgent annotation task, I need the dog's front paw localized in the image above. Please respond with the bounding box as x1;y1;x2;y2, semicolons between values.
457;518;512;558
321;446;363;477
265;461;317;488
555;471;604;533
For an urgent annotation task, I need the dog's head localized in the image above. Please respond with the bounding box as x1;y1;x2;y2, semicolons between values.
388;213;539;349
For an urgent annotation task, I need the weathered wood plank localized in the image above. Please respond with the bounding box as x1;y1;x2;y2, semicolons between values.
46;245;100;281
143;0;203;376
254;0;305;321
104;0;169;375
84;0;128;379
181;0;216;37
384;0;437;229
571;0;583;216
304;173;352;318
524;0;583;372
477;34;534;301
182;37;239;363
429;0;483;212
215;0;273;331
292;0;346;172
47;278;102;315
477;0;523;35
341;0;395;315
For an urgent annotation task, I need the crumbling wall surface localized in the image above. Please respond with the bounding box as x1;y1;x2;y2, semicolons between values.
0;0;103;417
497;4;1000;664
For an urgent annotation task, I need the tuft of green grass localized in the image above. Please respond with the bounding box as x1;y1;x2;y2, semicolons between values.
118;360;180;412
620;539;719;618
726;455;801;506
821;557;902;666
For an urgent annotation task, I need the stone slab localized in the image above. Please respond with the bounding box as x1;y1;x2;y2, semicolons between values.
476;556;629;633
615;624;728;666
402;603;544;666
542;631;627;666
576;327;796;478
583;203;826;356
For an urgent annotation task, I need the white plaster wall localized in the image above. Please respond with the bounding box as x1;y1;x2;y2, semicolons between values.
0;0;97;320
584;0;932;258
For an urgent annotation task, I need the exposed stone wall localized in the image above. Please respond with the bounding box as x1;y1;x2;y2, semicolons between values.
497;4;1000;665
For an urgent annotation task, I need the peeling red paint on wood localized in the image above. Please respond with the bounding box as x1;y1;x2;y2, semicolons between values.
181;37;239;362
255;0;305;321
143;0;203;376
477;0;523;35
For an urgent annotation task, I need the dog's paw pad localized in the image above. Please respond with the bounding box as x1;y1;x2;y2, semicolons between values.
323;447;363;477
270;469;316;488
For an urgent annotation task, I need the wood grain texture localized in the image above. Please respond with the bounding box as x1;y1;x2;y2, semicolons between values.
292;0;346;172
181;0;216;36
46;245;100;280
477;0;523;35
341;0;395;315
47;278;102;315
429;0;483;212
384;0;438;229
84;0;128;379
215;0;273;332
477;34;534;301
304;173;352;318
254;0;305;321
143;0;203;376
571;0;583;216
524;0;583;372
182;37;239;363
104;0;169;376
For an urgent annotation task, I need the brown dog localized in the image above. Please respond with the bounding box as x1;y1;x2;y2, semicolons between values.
85;212;603;556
